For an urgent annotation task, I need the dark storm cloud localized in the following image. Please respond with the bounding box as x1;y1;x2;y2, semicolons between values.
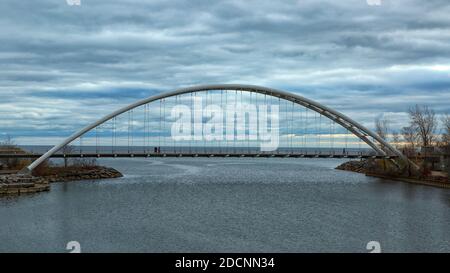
1;0;450;142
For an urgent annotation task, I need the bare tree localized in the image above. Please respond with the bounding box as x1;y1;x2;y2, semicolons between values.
0;135;20;169
401;126;417;148
0;135;15;148
442;113;450;146
375;117;389;141
391;131;400;148
408;105;437;147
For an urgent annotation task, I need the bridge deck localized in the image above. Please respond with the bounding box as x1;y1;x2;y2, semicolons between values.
0;153;396;159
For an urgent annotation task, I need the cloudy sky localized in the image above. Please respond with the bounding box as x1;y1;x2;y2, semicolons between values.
1;0;450;144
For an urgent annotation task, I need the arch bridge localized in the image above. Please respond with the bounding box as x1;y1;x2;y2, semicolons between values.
19;84;409;174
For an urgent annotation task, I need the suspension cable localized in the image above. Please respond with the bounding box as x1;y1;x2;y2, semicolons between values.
127;111;130;153
241;90;244;154
144;104;147;154
225;90;228;154
189;93;192;154
345;128;349;155
95;126;99;154
174;96;177;154
111;118;114;154
291;100;294;154
248;91;251;154
162;98;165;154
318;113;322;154
331;120;335;155
305;106;308;153
220;90;223;154
233;90;239;154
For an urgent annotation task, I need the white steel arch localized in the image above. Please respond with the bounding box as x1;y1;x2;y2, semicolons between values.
21;84;409;173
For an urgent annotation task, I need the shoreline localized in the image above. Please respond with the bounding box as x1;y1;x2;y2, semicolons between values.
0;175;50;196
38;165;123;183
365;172;450;189
336;160;450;189
0;165;123;197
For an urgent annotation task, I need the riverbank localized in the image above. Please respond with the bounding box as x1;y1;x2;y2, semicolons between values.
336;160;450;189
0;166;123;197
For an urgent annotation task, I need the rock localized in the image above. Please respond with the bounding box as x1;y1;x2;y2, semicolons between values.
39;166;123;183
0;174;51;196
336;160;367;173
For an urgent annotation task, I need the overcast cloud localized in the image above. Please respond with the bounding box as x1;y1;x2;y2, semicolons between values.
1;0;450;143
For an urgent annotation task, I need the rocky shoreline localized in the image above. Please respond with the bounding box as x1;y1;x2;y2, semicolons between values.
41;166;123;183
0;175;50;196
0;166;122;197
336;160;450;189
335;160;369;173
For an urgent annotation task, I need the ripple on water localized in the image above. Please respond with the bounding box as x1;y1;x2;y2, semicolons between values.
0;157;449;252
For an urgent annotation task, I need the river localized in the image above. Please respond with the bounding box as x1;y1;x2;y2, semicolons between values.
1;157;449;252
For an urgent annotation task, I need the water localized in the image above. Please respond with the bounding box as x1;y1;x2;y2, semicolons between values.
1;157;449;253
